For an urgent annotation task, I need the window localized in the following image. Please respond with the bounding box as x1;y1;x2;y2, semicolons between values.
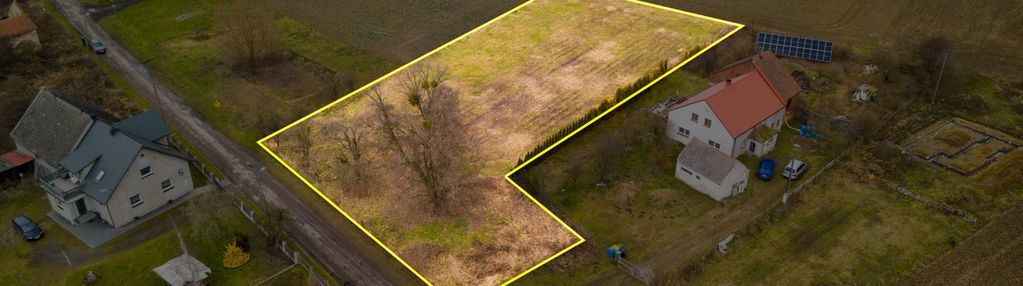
708;139;721;149
691;113;699;122
680;167;692;175
161;179;174;192
130;194;143;208
677;127;690;137
95;170;105;182
140;166;153;178
704;118;712;128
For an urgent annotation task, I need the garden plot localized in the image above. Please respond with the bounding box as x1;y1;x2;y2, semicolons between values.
902;118;1020;176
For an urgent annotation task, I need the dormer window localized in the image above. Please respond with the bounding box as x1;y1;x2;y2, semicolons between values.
95;170;106;182
140;166;153;178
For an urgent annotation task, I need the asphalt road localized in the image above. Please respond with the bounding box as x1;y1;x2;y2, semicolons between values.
52;0;400;284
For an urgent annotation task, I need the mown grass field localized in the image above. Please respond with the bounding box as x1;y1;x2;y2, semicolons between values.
265;0;735;284
0;186;305;286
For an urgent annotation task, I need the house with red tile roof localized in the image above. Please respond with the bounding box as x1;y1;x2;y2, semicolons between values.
710;51;802;111
666;70;786;158
0;0;39;49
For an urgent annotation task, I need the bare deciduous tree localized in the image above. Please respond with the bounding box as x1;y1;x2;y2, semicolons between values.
367;65;468;215
216;1;279;73
593;129;625;184
322;118;371;194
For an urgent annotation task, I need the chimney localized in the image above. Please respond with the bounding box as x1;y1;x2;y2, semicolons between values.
109;126;119;135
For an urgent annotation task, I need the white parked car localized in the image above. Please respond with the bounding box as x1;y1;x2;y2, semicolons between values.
781;159;808;180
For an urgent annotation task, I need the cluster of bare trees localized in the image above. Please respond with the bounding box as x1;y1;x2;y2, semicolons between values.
215;1;280;74
285;66;472;215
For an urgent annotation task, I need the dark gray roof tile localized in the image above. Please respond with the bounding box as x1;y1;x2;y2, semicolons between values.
10;90;95;166
677;140;742;185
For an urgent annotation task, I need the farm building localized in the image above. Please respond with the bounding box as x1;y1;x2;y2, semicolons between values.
675;140;749;201
666;71;786;158
0;0;39;49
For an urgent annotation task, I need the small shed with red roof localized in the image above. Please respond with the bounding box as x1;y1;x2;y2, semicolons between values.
0;150;34;183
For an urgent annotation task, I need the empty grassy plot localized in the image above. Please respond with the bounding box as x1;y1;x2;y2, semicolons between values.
688;167;969;286
262;0;737;284
99;0;396;149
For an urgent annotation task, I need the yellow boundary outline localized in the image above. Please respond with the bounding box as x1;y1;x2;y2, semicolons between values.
256;1;743;285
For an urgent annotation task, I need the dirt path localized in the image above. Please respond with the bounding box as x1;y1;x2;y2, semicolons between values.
51;0;403;284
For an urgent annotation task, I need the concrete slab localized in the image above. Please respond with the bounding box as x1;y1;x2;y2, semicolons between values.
47;184;214;248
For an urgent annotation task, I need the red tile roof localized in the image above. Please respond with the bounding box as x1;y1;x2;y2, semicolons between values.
1;151;34;167
668;72;785;138
0;14;35;39
710;51;802;104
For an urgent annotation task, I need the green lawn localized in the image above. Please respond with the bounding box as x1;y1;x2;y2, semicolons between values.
0;184;305;285
62;192;303;285
0;185;85;285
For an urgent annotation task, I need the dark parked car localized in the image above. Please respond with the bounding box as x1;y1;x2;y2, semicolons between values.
89;40;107;54
11;215;43;241
781;159;808;180
757;159;775;181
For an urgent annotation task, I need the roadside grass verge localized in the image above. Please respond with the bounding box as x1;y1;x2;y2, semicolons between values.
45;0;225;180
97;0;413;283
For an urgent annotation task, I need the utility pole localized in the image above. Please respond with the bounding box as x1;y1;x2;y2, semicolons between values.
930;50;950;104
783;139;798;205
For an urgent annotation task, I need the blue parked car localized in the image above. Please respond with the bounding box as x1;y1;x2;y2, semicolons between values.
757;159;775;181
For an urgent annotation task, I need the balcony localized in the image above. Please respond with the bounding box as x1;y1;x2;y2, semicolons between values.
40;170;85;201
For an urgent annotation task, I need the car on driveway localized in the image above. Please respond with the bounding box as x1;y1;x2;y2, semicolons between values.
89;40;107;54
11;215;43;241
757;158;775;181
781;159;808;180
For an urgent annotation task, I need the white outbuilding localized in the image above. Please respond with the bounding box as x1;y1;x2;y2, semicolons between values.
675;140;750;201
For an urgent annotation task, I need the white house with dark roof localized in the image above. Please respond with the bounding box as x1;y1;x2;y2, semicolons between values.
10;89;194;228
675;140;749;201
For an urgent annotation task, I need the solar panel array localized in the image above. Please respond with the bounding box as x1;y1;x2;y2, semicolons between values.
756;32;833;62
